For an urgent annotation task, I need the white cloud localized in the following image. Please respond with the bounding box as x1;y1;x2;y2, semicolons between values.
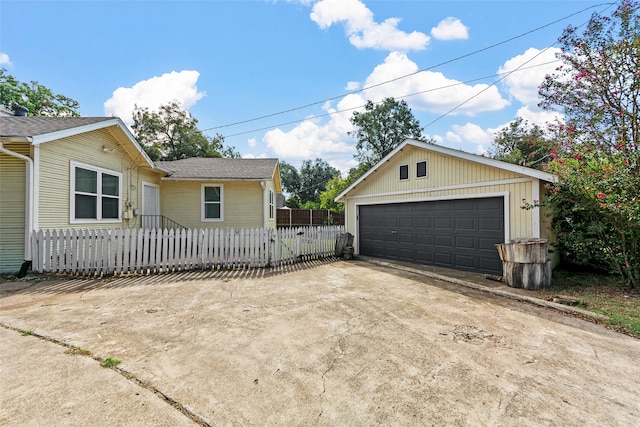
247;137;257;148
498;47;561;106
359;52;509;116
446;123;493;146
345;81;360;91
0;52;11;65
310;0;429;51
431;17;469;40
515;105;563;127
261;51;511;169
103;70;205;125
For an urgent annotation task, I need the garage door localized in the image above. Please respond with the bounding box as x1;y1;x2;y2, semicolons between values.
358;197;504;275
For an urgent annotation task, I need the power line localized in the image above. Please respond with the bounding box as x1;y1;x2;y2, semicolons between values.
222;60;562;138
201;2;614;135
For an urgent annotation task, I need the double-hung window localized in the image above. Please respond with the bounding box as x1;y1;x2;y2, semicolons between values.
269;189;275;220
71;161;122;223
202;184;223;221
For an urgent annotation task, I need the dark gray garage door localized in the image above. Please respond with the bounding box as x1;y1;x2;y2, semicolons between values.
358;197;504;275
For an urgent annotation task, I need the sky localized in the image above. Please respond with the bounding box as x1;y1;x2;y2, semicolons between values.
0;0;614;174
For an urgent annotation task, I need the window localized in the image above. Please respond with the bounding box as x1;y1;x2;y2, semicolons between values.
202;185;223;221
71;162;121;223
416;160;428;178
269;189;275;220
399;164;409;181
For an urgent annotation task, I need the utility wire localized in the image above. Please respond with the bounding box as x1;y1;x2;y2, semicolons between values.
200;2;614;134
223;60;561;138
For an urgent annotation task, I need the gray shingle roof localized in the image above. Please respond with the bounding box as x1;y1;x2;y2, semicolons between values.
0;116;114;137
157;158;279;180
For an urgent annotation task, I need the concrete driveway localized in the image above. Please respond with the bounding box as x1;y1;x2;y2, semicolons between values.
1;259;639;426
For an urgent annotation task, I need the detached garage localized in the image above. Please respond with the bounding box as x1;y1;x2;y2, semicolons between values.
335;139;558;275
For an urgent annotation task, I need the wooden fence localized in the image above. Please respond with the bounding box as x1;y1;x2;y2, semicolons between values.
31;225;345;276
277;209;345;228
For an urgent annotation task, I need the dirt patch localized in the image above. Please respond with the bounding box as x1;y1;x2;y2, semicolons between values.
1;259;639;426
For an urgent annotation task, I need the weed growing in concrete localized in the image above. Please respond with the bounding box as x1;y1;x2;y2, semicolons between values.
101;357;121;368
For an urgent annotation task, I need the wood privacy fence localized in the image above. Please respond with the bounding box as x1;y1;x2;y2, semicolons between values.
31;225;345;276
277;209;345;228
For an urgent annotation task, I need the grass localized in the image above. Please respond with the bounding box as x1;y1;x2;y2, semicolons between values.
531;267;640;338
65;348;92;357
101;357;121;368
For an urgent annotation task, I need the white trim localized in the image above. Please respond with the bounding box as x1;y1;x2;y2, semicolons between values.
69;160;123;224
31;119;121;145
31;118;156;170
345;177;532;200
353;192;510;254
201;183;224;222
335;139;557;202
531;179;541;238
33;145;40;231
269;188;275;220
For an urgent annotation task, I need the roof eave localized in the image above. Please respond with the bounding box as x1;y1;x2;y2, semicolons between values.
335;139;558;202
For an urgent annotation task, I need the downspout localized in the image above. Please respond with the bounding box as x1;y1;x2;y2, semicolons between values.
0;141;34;276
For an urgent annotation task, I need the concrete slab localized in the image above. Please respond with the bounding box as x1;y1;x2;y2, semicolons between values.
1;259;639;426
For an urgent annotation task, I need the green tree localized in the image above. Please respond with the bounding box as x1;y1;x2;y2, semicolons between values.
0;68;80;116
279;161;301;196
350;97;430;169
131;101;239;161
490;117;558;170
298;158;340;206
319;163;369;213
537;1;640;287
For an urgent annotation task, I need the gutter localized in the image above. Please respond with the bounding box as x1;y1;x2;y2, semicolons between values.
0;141;34;276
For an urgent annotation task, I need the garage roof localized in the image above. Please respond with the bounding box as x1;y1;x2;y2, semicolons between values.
335;139;558;202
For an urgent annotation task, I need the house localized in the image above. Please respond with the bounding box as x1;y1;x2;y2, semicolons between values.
0;109;282;274
335;139;558;275
156;157;281;230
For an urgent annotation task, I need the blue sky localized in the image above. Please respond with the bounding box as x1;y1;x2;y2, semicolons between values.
1;0;612;173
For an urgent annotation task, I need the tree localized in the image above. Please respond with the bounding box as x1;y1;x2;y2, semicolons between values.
279;161;301;196
0;68;80;116
298;158;340;207
490;117;558;170
536;1;640;287
279;159;339;208
131;101;240;161
350;97;429;169
319;163;369;213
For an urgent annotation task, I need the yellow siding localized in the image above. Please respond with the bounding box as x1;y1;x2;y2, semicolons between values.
161;180;267;229
0;143;30;273
343;145;545;248
37;128;162;229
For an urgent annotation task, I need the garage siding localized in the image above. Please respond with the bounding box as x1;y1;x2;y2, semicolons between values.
358;197;504;274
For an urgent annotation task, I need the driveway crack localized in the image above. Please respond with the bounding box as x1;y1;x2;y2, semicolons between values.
0;322;211;426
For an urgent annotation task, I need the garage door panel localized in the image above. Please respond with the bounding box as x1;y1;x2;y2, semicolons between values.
434;218;452;230
434;235;452;247
479;217;502;231
455;236;475;249
479;237;500;250
455;218;476;231
359;197;504;275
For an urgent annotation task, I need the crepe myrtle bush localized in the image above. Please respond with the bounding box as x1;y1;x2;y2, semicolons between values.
529;1;640;287
541;146;640;288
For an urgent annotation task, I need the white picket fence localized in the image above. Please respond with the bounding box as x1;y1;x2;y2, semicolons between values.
31;225;345;276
